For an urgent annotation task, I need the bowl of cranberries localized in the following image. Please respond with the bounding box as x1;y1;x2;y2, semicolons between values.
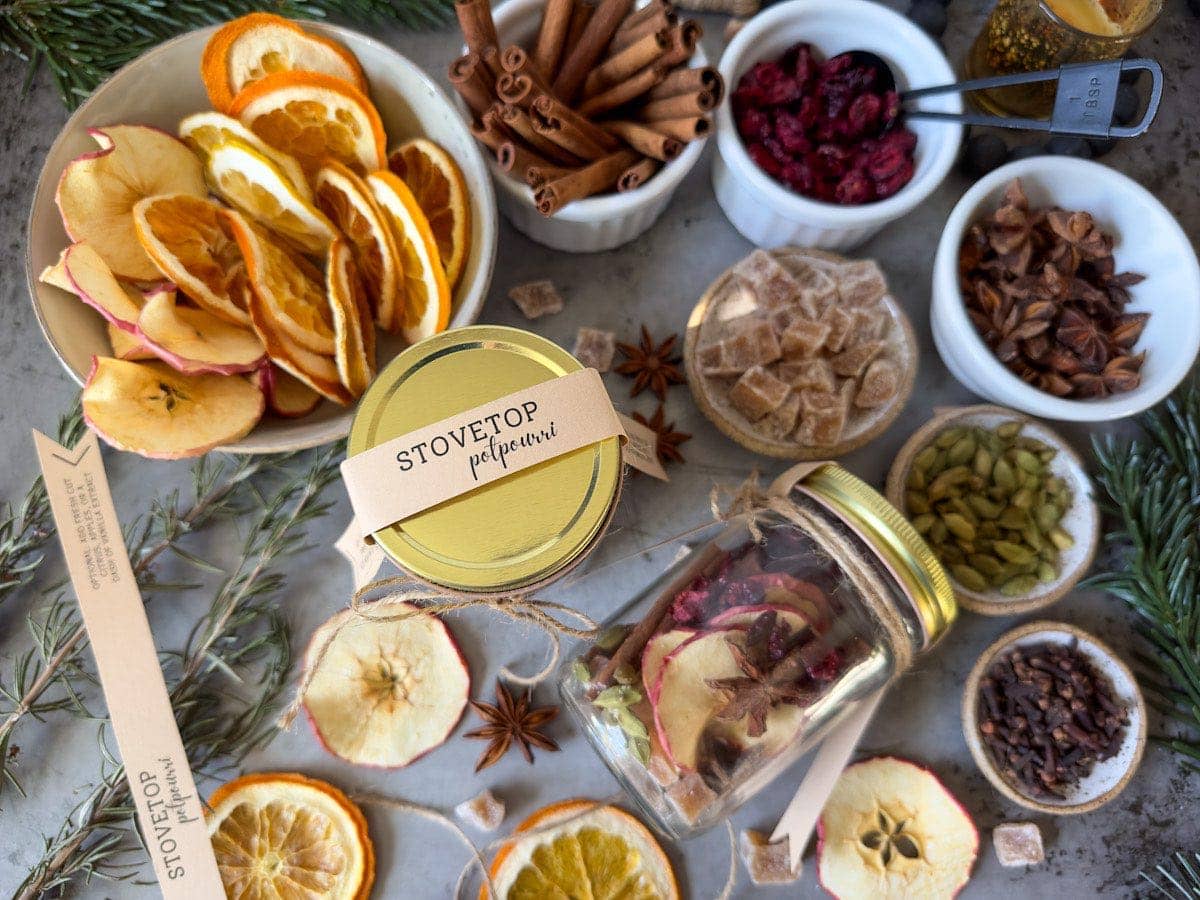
714;0;963;250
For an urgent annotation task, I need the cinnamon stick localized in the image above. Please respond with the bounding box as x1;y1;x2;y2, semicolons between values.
615;0;673;35
497;104;581;165
603;119;683;161
637;87;716;120
480;44;502;80
562;0;594;59
531;93;622;158
647;115;710;141
454;0;499;57
532;0;574;79
471;107;512;153
581;28;670;98
618;157;659;192
658;19;702;68
496;72;538;107
496;141;554;184
609;7;676;53
448;52;495;116
525;160;577;188
577;64;666;118
646;65;724;102
534;149;640;215
552;0;635;103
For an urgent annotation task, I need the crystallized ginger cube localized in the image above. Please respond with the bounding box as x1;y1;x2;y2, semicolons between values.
732;250;802;309
821;306;857;353
760;391;801;441
835;260;888;307
776;357;835;393
665;772;718;825
508;280;563;318
729;365;791;421
699;321;781;376
572;327;616;372
455;789;506;831
780;319;832;358
993;822;1044;867
830;340;886;378
855;358;901;408
739;829;800;885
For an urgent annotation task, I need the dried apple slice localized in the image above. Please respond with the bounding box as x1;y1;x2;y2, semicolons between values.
38;248;73;292
136;291;266;375
252;364;322;418
327;237;376;397
817;757;979;899
642;628;696;704
63;242;145;330
111;285;174;361
55;125;206;281
302;600;470;768
82;357;264;458
709;604;808;632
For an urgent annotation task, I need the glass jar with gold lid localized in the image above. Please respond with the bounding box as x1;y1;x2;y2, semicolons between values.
347;325;623;594
559;462;956;839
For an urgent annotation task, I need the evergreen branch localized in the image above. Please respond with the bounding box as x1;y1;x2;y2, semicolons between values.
15;443;344;898
0;0;454;108
0;402;84;601
0;450;285;795
1088;374;1200;768
1140;851;1200;899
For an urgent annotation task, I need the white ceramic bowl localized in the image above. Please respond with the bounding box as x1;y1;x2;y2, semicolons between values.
713;0;963;250
962;620;1146;815
478;0;708;253
26;22;498;454
932;156;1200;422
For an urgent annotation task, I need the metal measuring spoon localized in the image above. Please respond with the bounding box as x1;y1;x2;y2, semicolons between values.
846;52;1162;139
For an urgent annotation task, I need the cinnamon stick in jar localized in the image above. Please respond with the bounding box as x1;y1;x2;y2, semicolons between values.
553;0;635;102
535;149;640;216
618;157;659;192
646;65;724;102
577;64;666;118
637;87;717;120
603;119;683;161
448;53;495;115
581;28;670;98
454;0;499;57
532;0;575;79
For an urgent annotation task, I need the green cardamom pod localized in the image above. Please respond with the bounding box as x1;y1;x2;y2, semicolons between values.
593;685;640;709
936;427;965;449
992;458;1017;491
1013;449;1042;474
951;564;988;592
614;662;639;685
994;540;1034;564
942;513;976;541
996;421;1022;441
906;491;931;515
1050;528;1075;550
1037;561;1057;583
969;553;1004;577
913;445;939;472
617;707;649;741
1001;573;1039;596
911;513;936;534
571;660;591;684
595;624;629;652
947;436;976;466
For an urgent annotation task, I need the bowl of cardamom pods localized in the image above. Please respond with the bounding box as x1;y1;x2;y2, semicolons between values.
885;404;1100;615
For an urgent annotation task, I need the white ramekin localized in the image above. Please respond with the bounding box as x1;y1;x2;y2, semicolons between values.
931;156;1200;422
713;0;963;250
474;0;708;253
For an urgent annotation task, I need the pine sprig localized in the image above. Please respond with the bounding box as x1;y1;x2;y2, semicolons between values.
1090;375;1200;769
1140;851;1200;899
15;442;344;898
0;0;453;108
0;402;84;600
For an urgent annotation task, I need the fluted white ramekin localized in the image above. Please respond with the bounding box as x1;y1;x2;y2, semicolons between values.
713;0;963;250
469;0;708;253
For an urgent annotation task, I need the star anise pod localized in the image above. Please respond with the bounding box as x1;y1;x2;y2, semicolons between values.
631;404;691;466
1045;209;1110;260
1056;308;1109;370
464;680;559;772
616;326;685;399
1109;312;1150;349
1101;353;1144;394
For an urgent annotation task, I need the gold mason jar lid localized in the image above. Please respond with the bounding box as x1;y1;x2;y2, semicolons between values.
347;325;623;594
799;463;957;649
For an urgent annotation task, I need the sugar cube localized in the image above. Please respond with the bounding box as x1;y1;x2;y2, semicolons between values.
739;829;800;885
455;789;506;831
992;822;1044;867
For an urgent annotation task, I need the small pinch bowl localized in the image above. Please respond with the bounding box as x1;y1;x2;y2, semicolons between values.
480;0;709;253
886;405;1099;616
713;0;963;250
962;620;1147;815
931;156;1200;422
26;22;498;454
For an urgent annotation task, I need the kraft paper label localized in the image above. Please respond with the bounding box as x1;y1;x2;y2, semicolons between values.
342;368;665;535
33;430;224;897
335;517;387;591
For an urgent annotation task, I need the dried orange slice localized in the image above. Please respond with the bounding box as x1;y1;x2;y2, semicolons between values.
133;194;251;326
179;111;310;200
207;771;374;900
388;138;471;291
314;161;401;328
367;171;450;342
201;13;367;113
230;71;386;177
224;209;335;355
327;237;376;397
206;137;336;255
487;800;679;900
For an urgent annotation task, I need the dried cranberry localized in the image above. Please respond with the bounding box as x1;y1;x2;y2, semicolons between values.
818;79;853;118
774;111;812;154
746;142;783;178
805;648;841;681
846;93;883;137
842;65;879;94
791;43;818;85
737;107;772;143
821;53;853;78
718;579;758;609
835;169;876;204
874;158;915;198
816;143;852;176
813;116;840;143
797;95;820;130
878;127;918;155
670;587;707;625
882;89;902;124
865;144;906;180
781;160;816;193
764;75;803;106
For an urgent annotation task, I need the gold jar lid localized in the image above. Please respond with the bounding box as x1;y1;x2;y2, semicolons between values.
347;325;622;594
799;463;957;649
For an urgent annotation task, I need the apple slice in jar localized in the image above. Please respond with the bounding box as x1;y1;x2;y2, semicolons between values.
641;629;697;705
710;603;808;632
252;365;322;418
136;290;266;375
82;357;264;458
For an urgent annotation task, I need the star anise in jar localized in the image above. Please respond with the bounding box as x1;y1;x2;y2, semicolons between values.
616;326;685;399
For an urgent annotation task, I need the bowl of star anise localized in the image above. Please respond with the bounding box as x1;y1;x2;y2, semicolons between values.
932;156;1200;422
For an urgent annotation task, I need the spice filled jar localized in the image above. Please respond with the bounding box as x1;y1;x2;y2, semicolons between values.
560;462;956;838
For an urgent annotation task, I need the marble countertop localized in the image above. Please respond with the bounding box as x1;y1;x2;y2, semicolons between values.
1;0;1198;896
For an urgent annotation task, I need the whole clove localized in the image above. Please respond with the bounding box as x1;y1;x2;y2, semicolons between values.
977;640;1127;799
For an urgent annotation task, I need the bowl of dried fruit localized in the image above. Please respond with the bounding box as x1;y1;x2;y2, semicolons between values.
685;246;917;458
932;156;1200;422
886;405;1099;616
713;0;963;250
962;620;1146;815
26;15;499;458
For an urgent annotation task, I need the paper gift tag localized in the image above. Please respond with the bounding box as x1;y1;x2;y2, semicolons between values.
33;430;224;896
334;517;387;591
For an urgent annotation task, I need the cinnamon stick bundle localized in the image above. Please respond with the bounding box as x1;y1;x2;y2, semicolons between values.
581;28;670;98
532;93;622;155
497;104;581;165
637;87;717;120
577;64;666;118
603;119;683;161
496;141;553;181
609;6;677;53
535;149;641;215
658;20;702;68
615;0;673;35
618;157;659;192
455;0;498;56
646;65;723;102
448;52;495;115
552;0;635;102
496;72;538;107
532;0;574;78
471;107;511;153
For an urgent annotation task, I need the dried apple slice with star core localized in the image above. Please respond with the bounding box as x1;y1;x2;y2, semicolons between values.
179;110;310;200
133;194;251;326
206;138;336;255
55;125;206;281
201;12;368;113
327;237;376;397
136;291;266;375
252;364;322;418
302;600;470;768
82;357;264;458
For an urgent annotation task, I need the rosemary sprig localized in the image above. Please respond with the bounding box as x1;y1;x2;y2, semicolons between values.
1090;375;1200;768
0;450;284;794
0;403;84;600
0;0;454;109
15;443;343;898
1140;851;1200;899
